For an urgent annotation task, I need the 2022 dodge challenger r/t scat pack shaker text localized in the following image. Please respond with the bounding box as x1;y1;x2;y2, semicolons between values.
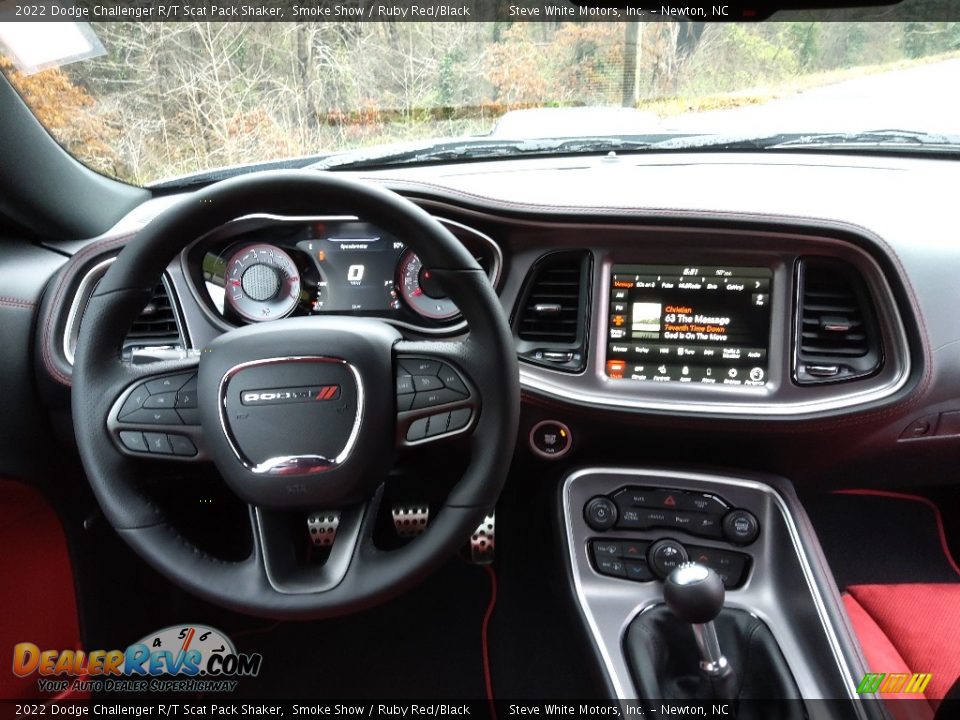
1;4;960;719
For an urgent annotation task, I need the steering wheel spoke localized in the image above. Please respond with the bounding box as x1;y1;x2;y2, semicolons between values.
251;498;370;595
107;361;207;461
393;340;480;448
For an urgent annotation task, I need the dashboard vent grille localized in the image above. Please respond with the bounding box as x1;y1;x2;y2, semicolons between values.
127;281;180;342
513;251;591;372
795;258;881;383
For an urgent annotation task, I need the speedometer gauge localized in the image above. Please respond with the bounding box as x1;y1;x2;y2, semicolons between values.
397;250;460;320
225;244;302;322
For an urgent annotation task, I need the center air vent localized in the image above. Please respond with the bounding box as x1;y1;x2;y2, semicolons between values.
794;257;881;384
513;251;591;372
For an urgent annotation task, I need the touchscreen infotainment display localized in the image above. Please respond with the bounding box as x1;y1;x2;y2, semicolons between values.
605;264;773;385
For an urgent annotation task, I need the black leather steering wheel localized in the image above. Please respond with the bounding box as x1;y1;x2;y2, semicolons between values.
72;170;519;619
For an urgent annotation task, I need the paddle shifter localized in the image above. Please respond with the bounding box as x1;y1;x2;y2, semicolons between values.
664;562;739;698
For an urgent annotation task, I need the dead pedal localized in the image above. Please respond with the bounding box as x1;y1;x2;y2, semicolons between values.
470;512;495;564
307;511;341;547
392;505;430;538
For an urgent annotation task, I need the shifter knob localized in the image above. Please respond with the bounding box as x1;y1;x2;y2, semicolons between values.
664;562;725;624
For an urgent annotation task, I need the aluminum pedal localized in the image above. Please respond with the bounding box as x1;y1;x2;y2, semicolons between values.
392;505;430;538
306;511;340;547
470;512;495;564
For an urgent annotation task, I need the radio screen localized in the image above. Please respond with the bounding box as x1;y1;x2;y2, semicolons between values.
605;264;773;385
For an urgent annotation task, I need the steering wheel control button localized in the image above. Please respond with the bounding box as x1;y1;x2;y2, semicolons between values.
119;385;151;418
649;539;690;579
426;412;451;437
529;420;573;459
722;509;760;545
447;408;472;432
144;432;173;454
411;387;462;410
144;391;176;409
406;417;430;441
119;431;148;453
145;374;193;395
122;407;183;425
584;496;618;531
413;375;443;392
176;408;201;425
175;379;198;409
396;375;415;395
438;366;468;395
401;358;442;376
168;434;198;457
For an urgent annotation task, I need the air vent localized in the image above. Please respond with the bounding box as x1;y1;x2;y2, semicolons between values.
513;251;591;372
795;258;881;384
64;260;185;365
127;281;180;342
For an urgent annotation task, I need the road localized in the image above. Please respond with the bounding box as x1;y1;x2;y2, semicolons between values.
663;57;960;136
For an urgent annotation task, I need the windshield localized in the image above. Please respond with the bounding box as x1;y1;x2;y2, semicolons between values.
2;18;959;185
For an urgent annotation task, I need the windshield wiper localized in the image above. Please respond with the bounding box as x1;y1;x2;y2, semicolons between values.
765;129;960;149
309;136;657;171
648;129;960;152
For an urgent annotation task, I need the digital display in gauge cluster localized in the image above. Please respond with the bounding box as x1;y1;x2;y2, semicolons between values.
200;220;497;326
605;264;773;386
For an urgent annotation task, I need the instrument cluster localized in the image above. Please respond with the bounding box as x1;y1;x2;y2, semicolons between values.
186;217;501;331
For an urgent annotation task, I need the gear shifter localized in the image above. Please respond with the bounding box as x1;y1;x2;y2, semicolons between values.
664;562;738;698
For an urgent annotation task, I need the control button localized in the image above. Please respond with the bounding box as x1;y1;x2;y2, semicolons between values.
595;557;626;578
396;393;415;412
437;365;469;395
447;408;472;432
413;375;444;392
118;385;151;418
175;386;198;409
691;514;724;539
121;408;182;425
144;432;173;455
625;560;654;582
425;412;451;437
648;539;689;579
591;540;622;559
406;417;429;441
723;509;760;545
899;415;939;440
683;493;729;515
529;420;573;459
618;508;643;528
144;391;177;409
584;497;618;531
396;375;415;395
688;546;750;589
145;374;193;394
621;540;648;559
401;358;441;376
411;388;462;410
119;431;148;453
176;408;201;426
168;434;198;457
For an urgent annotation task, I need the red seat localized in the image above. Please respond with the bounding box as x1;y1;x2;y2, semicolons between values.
844;584;960;718
0;480;84;700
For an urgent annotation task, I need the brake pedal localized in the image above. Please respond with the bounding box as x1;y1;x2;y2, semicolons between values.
392;505;430;538
307;511;340;547
470;512;495;564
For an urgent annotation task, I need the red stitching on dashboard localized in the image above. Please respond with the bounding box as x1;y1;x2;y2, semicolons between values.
832;489;960;578
40;234;135;386
482;564;497;720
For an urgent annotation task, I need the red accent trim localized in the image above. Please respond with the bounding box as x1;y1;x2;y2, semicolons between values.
832;489;960;578
481;565;497;720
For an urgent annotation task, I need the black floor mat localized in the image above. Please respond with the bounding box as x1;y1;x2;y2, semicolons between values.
803;491;960;589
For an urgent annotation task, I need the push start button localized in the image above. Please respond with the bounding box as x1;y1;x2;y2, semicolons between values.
529;420;573;459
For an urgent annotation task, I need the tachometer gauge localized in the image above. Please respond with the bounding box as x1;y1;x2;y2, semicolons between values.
225;244;301;322
397;250;460;321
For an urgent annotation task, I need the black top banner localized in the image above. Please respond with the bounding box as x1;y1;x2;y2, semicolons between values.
2;0;960;22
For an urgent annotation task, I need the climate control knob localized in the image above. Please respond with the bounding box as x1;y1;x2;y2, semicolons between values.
648;539;689;580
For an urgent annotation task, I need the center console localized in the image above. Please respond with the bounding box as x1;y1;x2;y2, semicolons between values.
562;467;872;717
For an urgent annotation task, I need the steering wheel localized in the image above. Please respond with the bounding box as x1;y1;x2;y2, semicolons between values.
71;170;520;619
